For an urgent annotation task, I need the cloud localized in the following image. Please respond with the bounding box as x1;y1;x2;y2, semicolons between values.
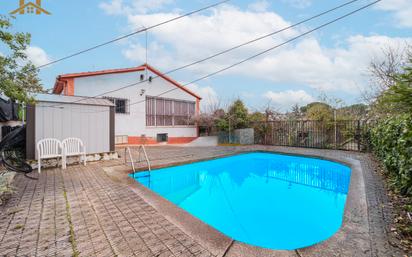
264;90;315;110
101;3;412;106
248;1;270;12
124;4;298;69
99;0;174;15
99;0;124;15
186;84;218;111
282;0;311;9
240;35;412;92
376;0;412;28
24;46;52;67
121;4;412;94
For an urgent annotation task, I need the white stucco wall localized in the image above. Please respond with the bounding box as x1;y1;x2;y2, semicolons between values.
73;70;198;139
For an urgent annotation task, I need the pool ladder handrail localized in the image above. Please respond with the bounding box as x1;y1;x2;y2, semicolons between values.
124;145;151;175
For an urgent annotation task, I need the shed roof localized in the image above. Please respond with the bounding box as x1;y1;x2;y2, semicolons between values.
35;94;115;107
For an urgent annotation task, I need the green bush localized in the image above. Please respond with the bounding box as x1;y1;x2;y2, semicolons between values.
370;114;412;196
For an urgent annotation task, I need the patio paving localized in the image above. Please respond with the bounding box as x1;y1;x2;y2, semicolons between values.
0;146;407;256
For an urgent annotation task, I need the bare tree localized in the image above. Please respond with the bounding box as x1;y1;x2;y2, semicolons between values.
192;96;224;136
364;44;411;103
252;100;283;121
202;95;222;114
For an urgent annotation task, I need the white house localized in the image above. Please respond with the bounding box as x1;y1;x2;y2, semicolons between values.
52;64;201;145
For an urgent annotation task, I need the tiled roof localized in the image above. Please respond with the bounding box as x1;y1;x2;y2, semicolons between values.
53;64;202;99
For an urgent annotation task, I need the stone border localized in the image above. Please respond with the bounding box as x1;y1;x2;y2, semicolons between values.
28;152;119;169
111;148;370;257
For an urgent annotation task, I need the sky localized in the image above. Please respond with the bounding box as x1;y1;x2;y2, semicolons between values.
0;0;411;112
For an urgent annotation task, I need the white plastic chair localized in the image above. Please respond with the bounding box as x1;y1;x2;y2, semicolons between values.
62;138;87;168
36;138;63;174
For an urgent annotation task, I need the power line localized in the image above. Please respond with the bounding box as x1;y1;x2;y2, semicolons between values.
44;0;381;115
36;0;231;69
126;0;382;107
48;0;363;108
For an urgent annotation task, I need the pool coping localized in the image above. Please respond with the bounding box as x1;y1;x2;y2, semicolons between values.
108;149;370;257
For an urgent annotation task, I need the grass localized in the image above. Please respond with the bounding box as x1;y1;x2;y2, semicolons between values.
63;189;80;257
218;143;243;146
14;224;24;230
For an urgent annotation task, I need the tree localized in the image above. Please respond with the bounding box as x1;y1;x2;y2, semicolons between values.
377;57;412;114
227;99;249;129
192;113;215;135
0;15;44;102
305;102;333;121
249;111;265;123
366;45;411;103
289;104;302;120
300;102;328;113
364;44;411;118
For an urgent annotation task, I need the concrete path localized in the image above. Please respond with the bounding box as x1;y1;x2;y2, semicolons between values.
185;136;218;147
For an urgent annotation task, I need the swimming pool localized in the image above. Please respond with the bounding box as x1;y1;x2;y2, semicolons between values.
132;152;351;250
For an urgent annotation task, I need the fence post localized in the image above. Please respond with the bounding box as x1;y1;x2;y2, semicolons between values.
228;118;231;144
334;110;337;149
357;120;361;152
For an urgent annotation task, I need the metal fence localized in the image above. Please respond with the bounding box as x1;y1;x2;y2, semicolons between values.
251;120;374;152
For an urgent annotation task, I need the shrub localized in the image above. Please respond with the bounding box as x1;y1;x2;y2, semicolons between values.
370;114;412;195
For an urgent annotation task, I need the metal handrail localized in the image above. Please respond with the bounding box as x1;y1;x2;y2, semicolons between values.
139;145;151;171
124;147;136;172
124;145;151;175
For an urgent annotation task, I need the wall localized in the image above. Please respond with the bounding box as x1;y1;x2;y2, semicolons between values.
234;128;255;145
31;102;112;159
73;70;199;143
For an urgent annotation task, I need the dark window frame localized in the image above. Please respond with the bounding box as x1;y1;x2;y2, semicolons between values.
104;97;130;114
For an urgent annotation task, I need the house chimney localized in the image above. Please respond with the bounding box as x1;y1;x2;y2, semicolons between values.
19;0;25;14
36;0;41;14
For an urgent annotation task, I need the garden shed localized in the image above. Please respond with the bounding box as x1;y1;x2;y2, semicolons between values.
26;94;115;160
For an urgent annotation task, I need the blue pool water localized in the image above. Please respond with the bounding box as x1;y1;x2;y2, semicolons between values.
132;152;351;250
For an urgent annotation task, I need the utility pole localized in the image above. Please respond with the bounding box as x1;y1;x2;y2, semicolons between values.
145;27;149;78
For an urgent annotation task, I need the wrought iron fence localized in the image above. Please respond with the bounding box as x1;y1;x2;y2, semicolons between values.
251;120;374;152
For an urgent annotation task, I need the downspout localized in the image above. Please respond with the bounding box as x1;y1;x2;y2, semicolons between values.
196;98;200;137
64;81;68;95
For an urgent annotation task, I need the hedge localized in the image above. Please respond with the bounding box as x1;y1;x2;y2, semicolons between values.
370;114;412;196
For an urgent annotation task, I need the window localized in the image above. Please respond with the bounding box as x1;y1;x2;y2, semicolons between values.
146;97;156;126
156;98;165;126
157;133;168;142
146;96;196;126
104;97;129;114
174;101;188;126
164;99;174;126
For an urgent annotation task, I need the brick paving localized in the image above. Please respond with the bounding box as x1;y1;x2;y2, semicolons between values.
0;160;214;256
0;146;405;257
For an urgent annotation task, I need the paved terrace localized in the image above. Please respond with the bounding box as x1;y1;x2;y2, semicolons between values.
0;146;405;257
